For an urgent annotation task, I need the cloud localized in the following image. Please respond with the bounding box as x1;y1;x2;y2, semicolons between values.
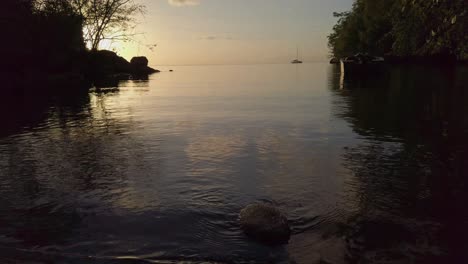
168;0;200;7
199;35;233;41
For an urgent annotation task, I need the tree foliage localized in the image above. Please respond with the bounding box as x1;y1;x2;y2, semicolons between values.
34;0;145;50
3;0;84;59
328;0;467;60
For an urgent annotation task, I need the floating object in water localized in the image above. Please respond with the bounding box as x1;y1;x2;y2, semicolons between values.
291;45;303;64
239;203;291;245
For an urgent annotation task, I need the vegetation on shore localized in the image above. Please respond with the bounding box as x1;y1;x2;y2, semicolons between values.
328;0;467;61
33;0;145;51
2;0;155;91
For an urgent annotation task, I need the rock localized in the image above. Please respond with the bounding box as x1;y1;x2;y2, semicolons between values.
88;50;133;75
239;203;291;245
87;51;159;81
130;56;159;74
130;56;149;67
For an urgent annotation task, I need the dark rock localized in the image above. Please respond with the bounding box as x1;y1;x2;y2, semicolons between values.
130;56;149;67
94;77;119;88
113;73;132;80
86;50;159;83
130;56;159;74
141;66;159;74
88;50;132;75
131;73;150;81
383;54;458;65
239;203;291;245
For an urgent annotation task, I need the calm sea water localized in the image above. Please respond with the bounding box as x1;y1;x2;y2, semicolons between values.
0;63;467;263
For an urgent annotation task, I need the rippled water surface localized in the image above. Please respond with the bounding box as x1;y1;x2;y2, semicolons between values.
1;64;467;263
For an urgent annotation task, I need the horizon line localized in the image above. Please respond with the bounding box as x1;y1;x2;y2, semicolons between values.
150;61;328;67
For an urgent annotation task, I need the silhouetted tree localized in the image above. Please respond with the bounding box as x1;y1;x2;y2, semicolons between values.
73;0;145;50
34;0;144;50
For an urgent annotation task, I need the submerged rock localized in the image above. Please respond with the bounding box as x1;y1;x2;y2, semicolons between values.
239;203;291;245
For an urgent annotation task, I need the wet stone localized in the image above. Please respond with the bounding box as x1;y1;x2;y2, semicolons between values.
239;203;291;245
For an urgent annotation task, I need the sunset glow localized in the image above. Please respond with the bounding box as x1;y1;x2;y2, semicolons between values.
107;0;354;65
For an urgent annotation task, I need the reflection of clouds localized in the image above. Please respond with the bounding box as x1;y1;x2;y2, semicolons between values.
147;131;247;209
256;128;302;168
254;126;344;194
185;133;247;175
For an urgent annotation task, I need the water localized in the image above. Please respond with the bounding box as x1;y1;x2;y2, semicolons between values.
0;63;467;263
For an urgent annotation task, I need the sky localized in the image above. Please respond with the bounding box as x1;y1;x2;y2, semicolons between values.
106;0;353;66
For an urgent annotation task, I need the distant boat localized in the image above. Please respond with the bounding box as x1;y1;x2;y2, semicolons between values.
291;46;303;64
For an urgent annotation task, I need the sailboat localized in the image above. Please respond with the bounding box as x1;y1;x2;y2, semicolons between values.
291;46;303;64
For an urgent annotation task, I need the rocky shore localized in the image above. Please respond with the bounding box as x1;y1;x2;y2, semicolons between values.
87;50;159;77
4;49;159;92
85;50;160;87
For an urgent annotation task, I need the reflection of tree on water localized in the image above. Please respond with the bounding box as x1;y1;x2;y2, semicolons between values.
0;84;91;138
0;80;161;261
93;74;150;89
0;77;150;138
329;65;468;262
0;89;92;258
